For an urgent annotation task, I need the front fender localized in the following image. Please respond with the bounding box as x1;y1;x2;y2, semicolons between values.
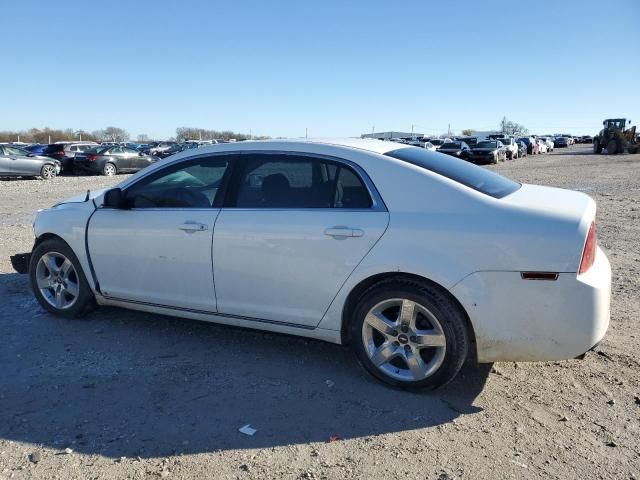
33;201;97;291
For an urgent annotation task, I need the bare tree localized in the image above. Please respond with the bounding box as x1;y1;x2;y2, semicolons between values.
462;129;473;136
95;126;130;142
499;117;529;136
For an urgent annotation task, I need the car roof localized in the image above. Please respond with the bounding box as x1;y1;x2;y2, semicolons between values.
184;138;413;156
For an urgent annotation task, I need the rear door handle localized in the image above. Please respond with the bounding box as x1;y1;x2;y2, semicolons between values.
178;222;208;232
324;227;364;238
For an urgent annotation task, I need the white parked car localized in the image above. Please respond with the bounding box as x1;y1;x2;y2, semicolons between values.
499;137;519;159
536;138;549;153
11;139;611;390
423;141;436;151
537;137;555;152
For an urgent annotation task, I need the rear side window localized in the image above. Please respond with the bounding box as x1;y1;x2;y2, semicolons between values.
385;147;520;199
232;154;373;209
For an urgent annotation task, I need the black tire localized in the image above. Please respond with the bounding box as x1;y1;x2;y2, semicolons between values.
103;162;117;176
606;139;619;155
29;238;95;319
350;278;470;390
593;139;602;153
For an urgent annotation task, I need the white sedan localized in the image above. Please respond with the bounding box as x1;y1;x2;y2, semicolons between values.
536;138;549;153
11;139;611;390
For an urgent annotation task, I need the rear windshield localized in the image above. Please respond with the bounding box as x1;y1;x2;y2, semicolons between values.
385;147;521;199
440;142;461;149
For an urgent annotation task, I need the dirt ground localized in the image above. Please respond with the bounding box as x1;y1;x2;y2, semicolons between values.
0;145;638;480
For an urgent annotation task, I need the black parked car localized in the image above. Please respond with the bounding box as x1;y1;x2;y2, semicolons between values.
437;141;471;160
581;136;593;144
469;140;506;165
74;146;157;176
554;137;569;148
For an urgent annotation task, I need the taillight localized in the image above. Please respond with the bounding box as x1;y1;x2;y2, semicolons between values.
87;154;97;162
579;221;597;274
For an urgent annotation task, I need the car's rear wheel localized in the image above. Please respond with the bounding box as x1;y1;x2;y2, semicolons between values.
103;162;117;176
351;279;469;390
40;164;57;180
29;238;94;318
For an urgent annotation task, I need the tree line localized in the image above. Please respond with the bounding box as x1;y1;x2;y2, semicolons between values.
0;126;269;144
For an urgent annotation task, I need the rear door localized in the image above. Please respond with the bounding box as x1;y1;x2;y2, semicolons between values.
212;152;389;327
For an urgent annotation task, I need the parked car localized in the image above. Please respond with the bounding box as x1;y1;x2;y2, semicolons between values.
41;144;67;164
469;140;507;164
74;146;157;176
423;142;437;151
23;144;48;156
63;143;99;172
459;137;478;147
581;136;593;144
518;137;540;155
517;141;528;158
500;137;519;159
0;145;60;179
150;142;177;156
536;139;549;154
437;141;471;160
156;142;200;159
12;138;611;390
428;139;446;149
537;137;554;152
555;137;569;148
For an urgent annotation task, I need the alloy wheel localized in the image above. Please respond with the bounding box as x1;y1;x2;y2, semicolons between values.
35;252;79;310
361;298;446;382
104;163;116;176
41;165;56;179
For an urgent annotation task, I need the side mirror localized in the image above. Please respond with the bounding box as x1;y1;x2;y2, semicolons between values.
103;188;125;209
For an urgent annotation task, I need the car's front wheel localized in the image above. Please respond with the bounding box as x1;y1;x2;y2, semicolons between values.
29;238;94;318
40;164;57;180
351;279;470;390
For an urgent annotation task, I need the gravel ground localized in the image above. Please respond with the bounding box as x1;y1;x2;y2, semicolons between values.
0;145;638;480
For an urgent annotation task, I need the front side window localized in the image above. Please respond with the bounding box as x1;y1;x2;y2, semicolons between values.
124;156;230;208
233;154;373;209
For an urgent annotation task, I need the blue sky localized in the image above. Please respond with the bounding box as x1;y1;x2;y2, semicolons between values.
3;0;639;139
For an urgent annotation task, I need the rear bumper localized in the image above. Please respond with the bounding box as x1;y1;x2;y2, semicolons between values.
450;247;611;363
10;252;31;274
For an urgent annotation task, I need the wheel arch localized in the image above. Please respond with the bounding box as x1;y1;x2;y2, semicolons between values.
339;271;477;358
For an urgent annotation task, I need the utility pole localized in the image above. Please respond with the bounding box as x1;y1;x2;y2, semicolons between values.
447;124;451;136
411;124;414;139
48;135;51;144
249;128;252;140
372;125;375;134
305;128;308;139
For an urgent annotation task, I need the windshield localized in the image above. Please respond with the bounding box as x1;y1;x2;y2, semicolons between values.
476;141;498;149
430;139;444;145
440;142;461;149
385;147;521;198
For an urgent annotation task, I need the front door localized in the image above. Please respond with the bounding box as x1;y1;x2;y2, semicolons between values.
88;155;232;311
213;153;389;327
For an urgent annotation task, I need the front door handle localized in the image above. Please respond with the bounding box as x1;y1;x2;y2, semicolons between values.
324;227;364;238
178;222;208;232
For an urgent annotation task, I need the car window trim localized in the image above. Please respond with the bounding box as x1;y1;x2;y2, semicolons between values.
221;150;386;211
